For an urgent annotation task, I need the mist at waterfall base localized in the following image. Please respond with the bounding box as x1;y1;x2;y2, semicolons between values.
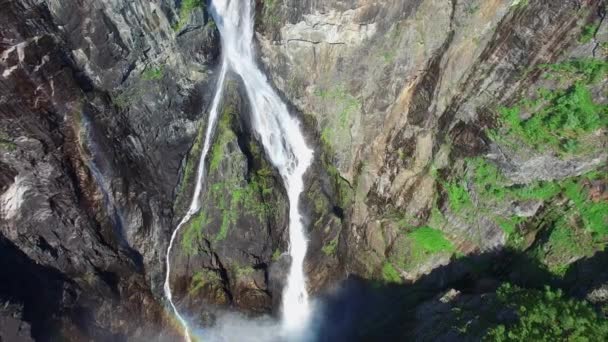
174;283;379;342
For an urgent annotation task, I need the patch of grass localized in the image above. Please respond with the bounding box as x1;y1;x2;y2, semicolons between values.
235;265;254;278
579;23;599;44
261;0;281;27
322;236;339;256
209;106;237;172
470;158;561;203
189;269;222;295
497;82;606;154
315;85;360;149
486;283;608;341
511;0;528;9
173;0;204;32
141;66;164;81
539;58;608;84
446;181;473;213
210;172;273;242
409;226;455;255
389;226;455;273
272;248;281;261
181;210;209;255
466;166;608;275
563;178;608;235
381;262;401;283
325;163;353;209
492;58;608;155
0;132;16;151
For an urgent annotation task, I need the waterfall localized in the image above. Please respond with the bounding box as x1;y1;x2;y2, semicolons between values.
210;0;314;335
164;0;314;339
164;63;228;342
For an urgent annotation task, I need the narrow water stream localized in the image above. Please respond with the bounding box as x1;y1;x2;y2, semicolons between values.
164;1;314;340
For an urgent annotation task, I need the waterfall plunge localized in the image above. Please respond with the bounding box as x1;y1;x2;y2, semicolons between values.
164;0;314;340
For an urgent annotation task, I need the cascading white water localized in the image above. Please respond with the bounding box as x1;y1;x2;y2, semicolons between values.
165;0;314;339
210;0;314;335
163;63;228;342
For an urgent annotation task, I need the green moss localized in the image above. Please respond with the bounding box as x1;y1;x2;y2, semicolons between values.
175;123;206;210
563;178;608;235
235;265;254;278
210;172;273;242
209;106;236;172
579;23;599;44
0;132;15;151
189;269;222;296
315;85;360;150
409;226;455;255
540;58;608;84
141;66;164;81
470;158;561;203
498;83;606;154
261;0;281;27
272;248;281;261
493;58;607;155
322;236;339;256
446;181;473;213
173;0;204;32
325;163;354;209
511;0;528;9
389;226;455;273
381;262;401;283
181;210;209;255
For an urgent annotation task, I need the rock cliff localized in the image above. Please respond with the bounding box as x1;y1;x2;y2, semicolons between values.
0;0;606;340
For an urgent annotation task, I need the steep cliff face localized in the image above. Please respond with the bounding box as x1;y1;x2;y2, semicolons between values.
256;0;607;284
0;0;607;340
0;0;218;339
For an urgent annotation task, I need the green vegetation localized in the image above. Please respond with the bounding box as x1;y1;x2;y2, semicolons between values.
446;181;473;213
272;248;281;261
486;284;608;341
389;226;455;274
315;85;360;148
381;262;401;283
464;158;607;273
497;83;606;154
408;226;455;258
540;58;608;84
209;172;272;242
579;23;599;44
511;0;528;10
469;158;561;204
173;0;204;32
174;123;206;210
209;106;237;172
235;265;254;278
563;175;608;235
0;131;16;151
492;58;607;155
189;269;222;295
325;163;354;209
322;236;339;256
261;0;281;27
141;66;164;81
181;210;209;255
465;4;480;15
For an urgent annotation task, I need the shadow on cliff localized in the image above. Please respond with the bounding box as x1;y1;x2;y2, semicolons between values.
310;247;608;341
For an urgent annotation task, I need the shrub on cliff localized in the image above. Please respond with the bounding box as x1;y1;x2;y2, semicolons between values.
485;283;608;341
